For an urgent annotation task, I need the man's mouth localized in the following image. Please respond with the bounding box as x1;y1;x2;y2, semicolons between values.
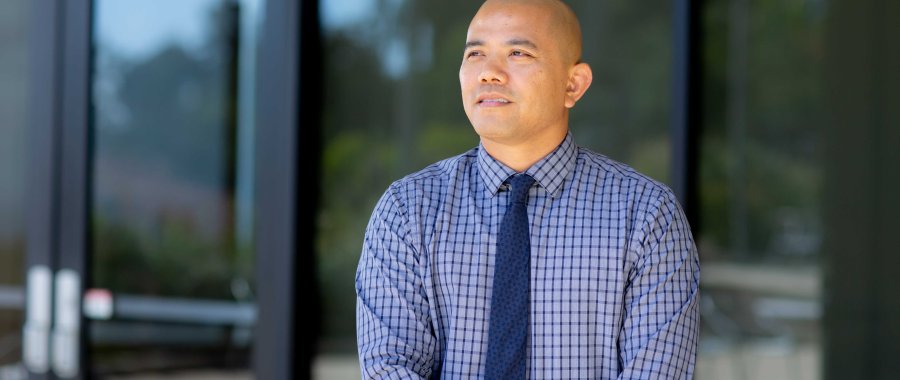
477;94;512;106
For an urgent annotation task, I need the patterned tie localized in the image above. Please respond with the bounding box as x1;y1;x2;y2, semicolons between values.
486;174;536;379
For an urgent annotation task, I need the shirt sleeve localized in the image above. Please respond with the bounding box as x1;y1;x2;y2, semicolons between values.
356;186;437;379
618;190;701;380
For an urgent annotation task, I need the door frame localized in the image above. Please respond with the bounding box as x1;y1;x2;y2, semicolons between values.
25;0;317;379
25;0;86;378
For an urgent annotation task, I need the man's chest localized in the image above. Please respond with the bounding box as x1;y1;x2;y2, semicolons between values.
422;198;633;326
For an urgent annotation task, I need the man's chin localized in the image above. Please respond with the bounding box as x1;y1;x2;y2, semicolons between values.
472;123;516;139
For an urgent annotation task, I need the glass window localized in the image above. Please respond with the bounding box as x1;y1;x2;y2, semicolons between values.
696;0;824;379
0;0;30;377
89;0;262;377
317;0;672;377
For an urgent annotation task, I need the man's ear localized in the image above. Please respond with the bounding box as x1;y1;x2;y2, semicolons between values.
564;62;593;109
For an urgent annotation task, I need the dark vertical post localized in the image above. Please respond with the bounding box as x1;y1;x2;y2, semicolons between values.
254;0;321;378
56;0;93;378
823;0;900;378
57;0;92;307
25;0;63;378
26;1;62;289
295;0;324;375
671;0;701;234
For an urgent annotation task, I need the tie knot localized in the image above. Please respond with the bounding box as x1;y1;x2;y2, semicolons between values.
507;174;535;204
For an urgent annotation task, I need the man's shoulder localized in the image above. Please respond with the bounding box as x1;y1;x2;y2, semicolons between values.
381;147;479;201
395;147;478;185
575;146;676;202
403;148;478;182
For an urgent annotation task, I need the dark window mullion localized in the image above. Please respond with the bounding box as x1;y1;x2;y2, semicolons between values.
253;0;320;378
671;0;701;234
56;0;93;378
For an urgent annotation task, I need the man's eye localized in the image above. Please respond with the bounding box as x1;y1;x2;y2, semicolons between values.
466;51;482;58
511;50;530;57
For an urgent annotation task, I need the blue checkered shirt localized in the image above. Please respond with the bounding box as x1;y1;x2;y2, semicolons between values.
356;133;700;379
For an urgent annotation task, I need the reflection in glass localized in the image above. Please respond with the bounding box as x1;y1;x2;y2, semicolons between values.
316;0;672;377
93;0;247;299
698;0;823;261
0;0;30;376
91;0;260;376
696;1;824;379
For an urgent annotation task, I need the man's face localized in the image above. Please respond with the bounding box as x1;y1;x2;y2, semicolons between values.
460;1;574;146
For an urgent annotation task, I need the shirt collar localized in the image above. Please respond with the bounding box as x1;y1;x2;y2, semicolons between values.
477;132;577;198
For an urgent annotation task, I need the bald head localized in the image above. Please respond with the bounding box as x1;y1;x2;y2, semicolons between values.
471;0;583;64
460;0;593;170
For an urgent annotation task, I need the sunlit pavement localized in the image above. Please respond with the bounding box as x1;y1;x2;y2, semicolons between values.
697;340;819;380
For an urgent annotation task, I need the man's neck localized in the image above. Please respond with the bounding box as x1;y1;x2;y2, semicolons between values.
481;129;568;172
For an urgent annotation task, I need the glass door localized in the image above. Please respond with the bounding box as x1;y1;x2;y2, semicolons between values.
86;0;261;378
18;0;309;378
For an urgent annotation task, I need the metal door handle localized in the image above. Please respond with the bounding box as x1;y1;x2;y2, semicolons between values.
23;266;52;374
52;269;81;378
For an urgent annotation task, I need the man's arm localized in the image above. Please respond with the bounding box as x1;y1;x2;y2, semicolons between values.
356;187;437;379
618;190;700;380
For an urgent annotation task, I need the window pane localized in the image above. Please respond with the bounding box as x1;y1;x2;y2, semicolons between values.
570;1;673;184
0;0;30;376
317;0;672;377
90;0;261;377
697;0;824;378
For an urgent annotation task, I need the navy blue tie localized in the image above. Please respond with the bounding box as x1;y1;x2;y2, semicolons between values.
486;174;535;379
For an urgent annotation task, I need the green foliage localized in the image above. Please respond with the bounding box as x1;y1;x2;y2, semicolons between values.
699;0;823;259
93;215;246;300
90;2;251;300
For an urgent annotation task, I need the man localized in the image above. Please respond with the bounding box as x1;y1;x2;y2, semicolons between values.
356;0;700;378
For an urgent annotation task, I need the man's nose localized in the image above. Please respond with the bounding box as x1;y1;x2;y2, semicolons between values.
477;59;507;84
